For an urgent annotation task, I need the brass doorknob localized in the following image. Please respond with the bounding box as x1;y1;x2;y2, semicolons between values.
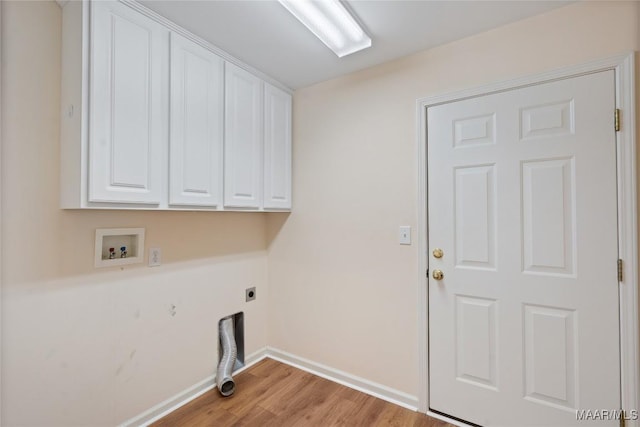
432;269;444;280
433;248;444;258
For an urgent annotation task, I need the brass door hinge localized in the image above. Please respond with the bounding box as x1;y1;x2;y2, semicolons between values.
618;259;624;282
615;109;621;132
620;409;626;427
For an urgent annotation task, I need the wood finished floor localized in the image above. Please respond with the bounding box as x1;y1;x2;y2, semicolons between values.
152;358;453;427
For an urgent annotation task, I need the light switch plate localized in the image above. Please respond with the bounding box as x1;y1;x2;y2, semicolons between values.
399;226;411;245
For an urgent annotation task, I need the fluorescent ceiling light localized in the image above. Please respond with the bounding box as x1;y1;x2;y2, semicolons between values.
278;0;371;58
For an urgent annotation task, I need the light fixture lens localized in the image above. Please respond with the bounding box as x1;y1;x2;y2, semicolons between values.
278;0;371;58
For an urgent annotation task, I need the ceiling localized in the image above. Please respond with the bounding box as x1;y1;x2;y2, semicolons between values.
140;0;571;90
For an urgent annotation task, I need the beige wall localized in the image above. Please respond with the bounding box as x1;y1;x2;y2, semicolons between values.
1;2;269;425
2;0;639;425
267;0;640;400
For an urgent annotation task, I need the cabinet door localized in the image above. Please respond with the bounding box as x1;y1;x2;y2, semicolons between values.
263;84;292;209
224;63;263;208
89;1;167;204
169;33;223;206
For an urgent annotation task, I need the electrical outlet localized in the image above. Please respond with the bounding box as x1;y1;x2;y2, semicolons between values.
246;287;256;302
149;247;161;267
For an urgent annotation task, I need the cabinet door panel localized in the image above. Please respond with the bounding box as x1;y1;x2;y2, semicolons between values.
89;1;167;204
169;33;223;206
264;83;292;209
224;63;263;208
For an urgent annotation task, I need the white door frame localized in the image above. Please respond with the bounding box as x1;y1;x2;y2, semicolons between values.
1;1;4;422
416;52;638;426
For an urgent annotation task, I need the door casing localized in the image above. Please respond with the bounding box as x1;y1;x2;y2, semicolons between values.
416;52;638;427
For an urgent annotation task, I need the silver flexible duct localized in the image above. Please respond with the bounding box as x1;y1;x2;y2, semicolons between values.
217;316;237;396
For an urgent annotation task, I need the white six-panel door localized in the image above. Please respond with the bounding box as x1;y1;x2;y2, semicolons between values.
428;71;620;426
89;1;167;204
169;32;224;207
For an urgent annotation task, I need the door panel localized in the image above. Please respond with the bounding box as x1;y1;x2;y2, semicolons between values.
90;1;167;203
523;304;577;410
169;32;223;206
454;164;497;269
455;295;498;390
224;62;263;208
428;71;619;426
263;83;292;209
522;158;575;276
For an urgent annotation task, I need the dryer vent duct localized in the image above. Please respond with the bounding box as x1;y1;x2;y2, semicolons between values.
216;313;244;397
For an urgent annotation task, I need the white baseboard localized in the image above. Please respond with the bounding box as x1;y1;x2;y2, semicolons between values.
266;347;419;411
120;347;269;427
121;346;419;426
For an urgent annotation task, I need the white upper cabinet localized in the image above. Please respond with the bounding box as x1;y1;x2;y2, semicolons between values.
60;0;292;211
263;83;292;209
89;1;168;204
224;63;264;208
169;32;224;207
